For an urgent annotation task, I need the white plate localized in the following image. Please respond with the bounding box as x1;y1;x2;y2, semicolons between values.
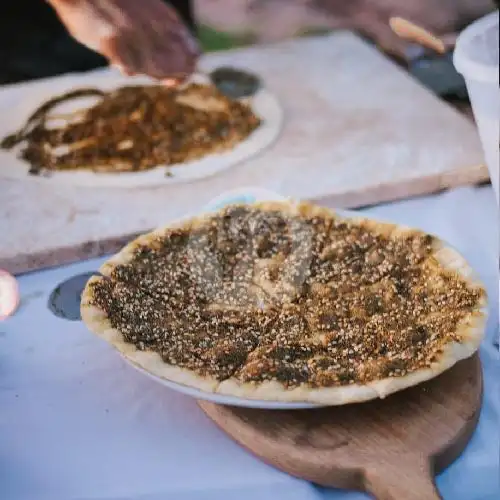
127;360;323;410
0;71;284;188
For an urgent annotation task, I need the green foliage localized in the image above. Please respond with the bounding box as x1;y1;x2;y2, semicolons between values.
198;25;255;52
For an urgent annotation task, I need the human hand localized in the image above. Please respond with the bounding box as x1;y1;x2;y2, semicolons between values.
48;0;200;82
312;0;496;57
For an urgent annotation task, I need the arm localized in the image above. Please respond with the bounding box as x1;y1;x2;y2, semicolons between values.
47;0;199;81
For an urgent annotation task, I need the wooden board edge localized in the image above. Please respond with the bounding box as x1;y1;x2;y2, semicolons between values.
313;164;490;209
2;164;490;275
1;231;146;275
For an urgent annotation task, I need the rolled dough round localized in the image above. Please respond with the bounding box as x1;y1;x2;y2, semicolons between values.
0;72;283;188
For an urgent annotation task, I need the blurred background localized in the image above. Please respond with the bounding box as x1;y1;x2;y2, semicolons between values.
196;0;497;119
195;0;495;52
2;0;496;81
2;0;496;121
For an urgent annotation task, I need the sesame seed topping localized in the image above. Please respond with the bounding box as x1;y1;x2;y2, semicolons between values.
90;206;483;389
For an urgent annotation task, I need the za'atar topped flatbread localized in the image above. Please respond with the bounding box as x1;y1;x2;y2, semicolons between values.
0;72;283;187
81;201;487;405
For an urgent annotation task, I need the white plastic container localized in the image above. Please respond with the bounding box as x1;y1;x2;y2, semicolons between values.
453;11;499;204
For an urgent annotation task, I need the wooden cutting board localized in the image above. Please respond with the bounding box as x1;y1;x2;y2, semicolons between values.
199;354;482;500
0;32;488;275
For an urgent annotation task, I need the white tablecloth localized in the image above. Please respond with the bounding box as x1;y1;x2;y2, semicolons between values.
1;186;498;500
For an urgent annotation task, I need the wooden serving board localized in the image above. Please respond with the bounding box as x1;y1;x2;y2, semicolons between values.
0;32;488;275
199;355;483;500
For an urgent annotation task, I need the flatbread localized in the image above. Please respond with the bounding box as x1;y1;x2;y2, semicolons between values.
81;201;488;405
0;72;283;187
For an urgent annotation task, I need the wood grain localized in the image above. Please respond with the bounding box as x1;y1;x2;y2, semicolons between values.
199;354;483;500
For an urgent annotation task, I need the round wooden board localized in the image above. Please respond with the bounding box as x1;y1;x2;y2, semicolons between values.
198;354;483;500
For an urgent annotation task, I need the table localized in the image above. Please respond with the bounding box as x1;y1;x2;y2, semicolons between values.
1;186;498;500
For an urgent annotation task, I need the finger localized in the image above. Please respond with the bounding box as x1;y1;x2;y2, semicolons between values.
173;20;201;57
163;78;181;88
137;0;201;57
111;63;136;77
101;32;144;73
104;31;164;80
142;52;190;81
389;17;446;54
349;10;409;59
100;15;198;80
131;30;174;80
141;26;198;80
148;51;196;81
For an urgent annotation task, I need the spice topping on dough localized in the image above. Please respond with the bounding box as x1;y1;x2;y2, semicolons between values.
89;205;484;388
1;84;260;175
